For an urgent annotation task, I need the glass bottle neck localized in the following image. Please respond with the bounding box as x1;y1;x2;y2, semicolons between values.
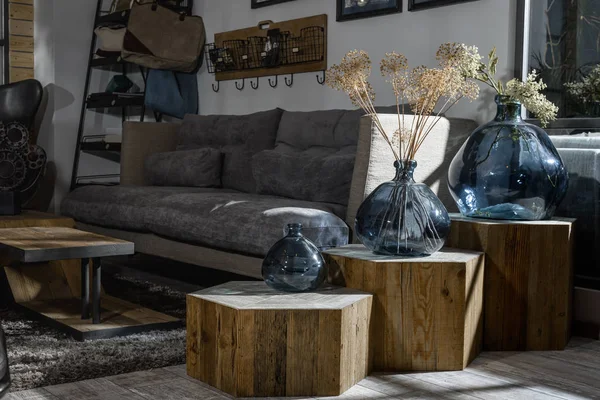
287;224;303;237
495;95;523;123
394;160;417;182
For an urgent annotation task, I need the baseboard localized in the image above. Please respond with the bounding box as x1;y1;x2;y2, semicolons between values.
574;286;600;339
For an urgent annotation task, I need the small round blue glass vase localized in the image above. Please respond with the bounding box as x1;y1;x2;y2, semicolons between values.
354;160;451;257
262;223;327;293
448;95;569;220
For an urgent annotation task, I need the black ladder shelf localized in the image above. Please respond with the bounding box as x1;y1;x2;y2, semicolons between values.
70;0;193;190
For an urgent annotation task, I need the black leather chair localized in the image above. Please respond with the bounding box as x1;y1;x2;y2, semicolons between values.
0;79;46;211
0;79;43;131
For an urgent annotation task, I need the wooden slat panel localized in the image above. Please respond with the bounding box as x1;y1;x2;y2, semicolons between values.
9;3;33;21
9;19;33;36
10;35;33;52
9;0;34;5
9;51;33;68
9;67;33;82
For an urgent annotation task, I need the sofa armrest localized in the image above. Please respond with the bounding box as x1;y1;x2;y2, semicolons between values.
346;114;477;234
120;121;179;186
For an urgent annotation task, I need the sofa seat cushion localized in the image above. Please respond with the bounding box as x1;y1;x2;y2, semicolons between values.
61;186;235;232
145;192;349;257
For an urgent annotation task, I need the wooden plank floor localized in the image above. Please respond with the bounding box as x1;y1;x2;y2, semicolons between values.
5;337;599;400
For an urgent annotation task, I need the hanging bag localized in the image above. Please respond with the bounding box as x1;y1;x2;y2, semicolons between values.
122;1;205;72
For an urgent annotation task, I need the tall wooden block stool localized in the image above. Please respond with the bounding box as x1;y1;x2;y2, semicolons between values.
446;214;575;351
324;245;485;372
186;281;372;398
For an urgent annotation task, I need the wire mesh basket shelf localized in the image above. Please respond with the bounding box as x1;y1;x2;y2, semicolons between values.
205;25;325;75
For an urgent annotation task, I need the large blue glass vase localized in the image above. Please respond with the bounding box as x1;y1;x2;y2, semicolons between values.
262;223;326;292
448;95;568;220
355;160;451;257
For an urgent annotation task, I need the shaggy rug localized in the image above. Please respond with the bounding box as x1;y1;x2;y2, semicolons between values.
1;268;194;391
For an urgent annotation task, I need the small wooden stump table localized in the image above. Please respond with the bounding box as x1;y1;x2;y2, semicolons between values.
0;221;180;340
324;245;485;372
446;214;575;351
186;281;373;398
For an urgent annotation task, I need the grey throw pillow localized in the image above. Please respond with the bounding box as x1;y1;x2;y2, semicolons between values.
144;148;222;187
222;148;257;193
252;150;355;205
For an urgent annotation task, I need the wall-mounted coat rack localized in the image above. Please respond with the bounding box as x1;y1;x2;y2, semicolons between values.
205;14;327;92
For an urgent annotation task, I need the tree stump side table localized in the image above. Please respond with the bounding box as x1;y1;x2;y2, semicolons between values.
324;245;485;372
186;281;373;398
446;214;575;351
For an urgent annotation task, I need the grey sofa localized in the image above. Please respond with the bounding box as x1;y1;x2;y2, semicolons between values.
61;109;477;278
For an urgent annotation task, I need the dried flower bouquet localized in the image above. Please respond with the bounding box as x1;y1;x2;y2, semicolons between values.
326;46;479;162
437;43;558;127
326;44;559;165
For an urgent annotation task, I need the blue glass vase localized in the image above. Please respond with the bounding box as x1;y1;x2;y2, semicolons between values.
355;160;451;257
448;95;568;220
262;223;326;292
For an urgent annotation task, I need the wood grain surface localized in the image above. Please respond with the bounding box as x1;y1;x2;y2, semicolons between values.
8;0;34;82
446;214;575;351
0;227;134;262
0;212;80;304
324;245;485;372
187;281;372;397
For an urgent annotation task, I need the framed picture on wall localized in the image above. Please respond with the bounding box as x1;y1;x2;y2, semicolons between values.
251;0;295;9
337;0;401;22
408;0;478;12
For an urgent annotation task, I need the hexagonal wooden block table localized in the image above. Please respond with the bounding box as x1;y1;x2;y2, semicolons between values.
186;281;373;398
324;245;485;372
446;214;575;351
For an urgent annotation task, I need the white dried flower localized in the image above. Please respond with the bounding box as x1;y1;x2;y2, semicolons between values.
565;64;600;103
505;70;558;127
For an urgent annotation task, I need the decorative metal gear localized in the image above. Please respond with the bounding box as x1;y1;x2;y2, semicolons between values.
3;122;29;149
0;150;26;190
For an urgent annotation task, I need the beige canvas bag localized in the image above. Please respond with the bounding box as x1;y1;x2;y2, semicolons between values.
122;1;205;72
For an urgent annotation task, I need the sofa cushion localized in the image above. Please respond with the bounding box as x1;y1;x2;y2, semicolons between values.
274;109;353;156
61;186;235;232
253;150;354;205
221;148;256;193
144;148;222;187
176;108;283;193
145;192;349;256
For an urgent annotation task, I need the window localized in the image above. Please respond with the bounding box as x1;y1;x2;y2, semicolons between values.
517;0;600;127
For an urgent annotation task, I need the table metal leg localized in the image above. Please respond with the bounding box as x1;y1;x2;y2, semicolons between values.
81;258;90;319
92;258;102;324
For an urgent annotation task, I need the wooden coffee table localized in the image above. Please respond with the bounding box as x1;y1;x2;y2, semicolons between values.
0;224;181;340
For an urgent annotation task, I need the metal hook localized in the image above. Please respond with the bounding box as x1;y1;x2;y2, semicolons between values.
235;79;245;91
251;77;259;90
284;74;294;87
316;70;326;85
268;75;278;88
212;81;220;92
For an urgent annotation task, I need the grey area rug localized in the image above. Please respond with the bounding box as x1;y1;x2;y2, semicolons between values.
1;269;194;392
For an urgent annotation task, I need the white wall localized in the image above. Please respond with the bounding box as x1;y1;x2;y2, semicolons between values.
194;0;517;124
35;0;140;211
36;0;517;210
